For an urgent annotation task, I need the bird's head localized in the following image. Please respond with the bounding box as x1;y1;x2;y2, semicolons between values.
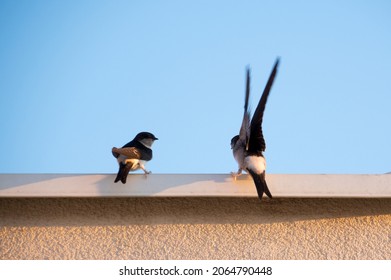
230;135;239;149
134;132;158;148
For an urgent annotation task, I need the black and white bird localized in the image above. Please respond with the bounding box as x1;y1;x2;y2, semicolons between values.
112;132;158;184
231;58;279;200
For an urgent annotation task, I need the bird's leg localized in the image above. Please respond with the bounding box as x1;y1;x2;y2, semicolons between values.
140;164;151;178
231;168;243;181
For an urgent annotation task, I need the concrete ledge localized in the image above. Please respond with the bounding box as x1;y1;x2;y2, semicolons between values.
0;174;390;198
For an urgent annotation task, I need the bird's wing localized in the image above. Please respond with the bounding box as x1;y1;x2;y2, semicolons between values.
111;147;142;159
248;58;279;154
239;67;251;146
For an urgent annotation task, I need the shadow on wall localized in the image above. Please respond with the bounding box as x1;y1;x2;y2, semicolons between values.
93;173;235;196
1;197;390;227
0;174;236;195
0;174;77;190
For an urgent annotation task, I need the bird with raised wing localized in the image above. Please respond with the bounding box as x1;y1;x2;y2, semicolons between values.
231;58;280;200
112;132;158;184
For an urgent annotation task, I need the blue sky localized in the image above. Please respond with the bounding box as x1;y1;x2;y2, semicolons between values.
0;0;390;174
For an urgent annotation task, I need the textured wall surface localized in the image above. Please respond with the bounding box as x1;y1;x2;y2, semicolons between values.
1;197;390;260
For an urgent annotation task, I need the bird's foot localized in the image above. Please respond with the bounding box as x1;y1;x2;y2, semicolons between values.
230;172;241;181
143;170;151;178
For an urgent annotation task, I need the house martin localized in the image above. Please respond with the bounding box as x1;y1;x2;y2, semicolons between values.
231;58;280;200
112;132;158;184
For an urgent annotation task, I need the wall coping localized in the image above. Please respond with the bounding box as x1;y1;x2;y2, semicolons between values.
0;174;390;198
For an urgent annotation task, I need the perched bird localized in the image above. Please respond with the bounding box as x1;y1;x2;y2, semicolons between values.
112;132;158;184
231;58;279;200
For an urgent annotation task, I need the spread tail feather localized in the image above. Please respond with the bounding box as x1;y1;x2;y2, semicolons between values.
247;169;272;200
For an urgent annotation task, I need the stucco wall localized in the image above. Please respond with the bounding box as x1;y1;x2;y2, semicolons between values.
1;197;390;259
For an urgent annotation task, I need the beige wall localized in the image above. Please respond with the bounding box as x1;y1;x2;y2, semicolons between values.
1;197;390;259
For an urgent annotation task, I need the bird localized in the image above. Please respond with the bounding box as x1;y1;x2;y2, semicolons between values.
112;132;158;184
231;58;279;200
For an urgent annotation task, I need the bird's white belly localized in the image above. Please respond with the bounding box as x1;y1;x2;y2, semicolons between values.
233;148;246;169
245;156;266;174
118;157;145;171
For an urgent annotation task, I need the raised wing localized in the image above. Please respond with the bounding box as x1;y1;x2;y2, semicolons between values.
238;67;251;146
247;58;279;155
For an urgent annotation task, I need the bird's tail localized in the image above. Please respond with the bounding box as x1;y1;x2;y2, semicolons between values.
114;163;125;183
247;169;273;200
120;163;132;184
114;162;132;184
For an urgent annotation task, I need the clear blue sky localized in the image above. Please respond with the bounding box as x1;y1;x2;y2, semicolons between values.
1;0;390;174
